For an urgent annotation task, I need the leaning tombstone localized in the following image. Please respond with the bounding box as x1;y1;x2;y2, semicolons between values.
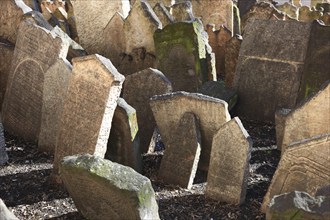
123;68;172;153
53;54;125;177
206;117;252;205
150;92;231;171
158;112;201;189
60;154;160;220
0;119;9;166
261;134;330;212
105;98;142;173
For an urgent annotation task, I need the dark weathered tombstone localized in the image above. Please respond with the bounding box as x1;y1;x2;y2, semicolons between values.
150;92;231;171
105;98;142;173
0;119;8;166
53;54;125;176
1;21;70;142
225;34;242;89
261;134;330;212
158;112;201;189
170;1;195;22
206;117;252;204
123;68;172;153
60;154;160;220
154;19;216;92
38;59;72;154
153;2;174;27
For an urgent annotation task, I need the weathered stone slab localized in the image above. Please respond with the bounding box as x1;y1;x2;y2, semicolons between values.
266;191;330;220
0;198;18;220
0;119;9;166
38;59;72;154
150;92;231;171
277;82;330;153
276;2;298;19
158;112;201;189
154;20;216;92
225;34;242;89
233;19;312;122
153;3;174;28
123;68;172;153
0;40;14;111
261;134;330;212
105;98;142;173
53;54;125;176
1;20;70;142
206;117;252;205
60;154;160;220
170;1;195;22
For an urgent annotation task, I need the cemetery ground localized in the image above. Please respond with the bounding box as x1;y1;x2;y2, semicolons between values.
0;119;280;220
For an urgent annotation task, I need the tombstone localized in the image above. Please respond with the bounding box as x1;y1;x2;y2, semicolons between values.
266;191;330;220
1;21;70;142
170;1;195;22
233;19;311;122
150;92;231;171
316;3;330;12
60;154;160;220
261;134;330;212
158;112;201;189
123;68;172;153
0;40;14;111
276;2;299;19
105;98;142;173
206;117;252;205
0;199;18;220
153;2;174;27
237;0;257;18
225;34;242;89
298;6;322;22
154;19;216;92
0;120;9;166
38;59;72;154
53;54;125;176
276;82;330;153
124;0;161;55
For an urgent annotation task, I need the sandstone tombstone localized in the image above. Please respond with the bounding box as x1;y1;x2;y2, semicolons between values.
0;120;9;166
261;134;330;212
225;34;242;89
206;117;252;205
154;19;216;92
105;98;142;173
276;2;299;19
158;112;201;189
0;40;14;111
298;6;322;22
53;54;125;176
150;92;231;171
1;21;70;142
153;2;174;28
170;1;195;22
38;59;72;154
233;19;311;122
123;68;172;153
60;154;160;220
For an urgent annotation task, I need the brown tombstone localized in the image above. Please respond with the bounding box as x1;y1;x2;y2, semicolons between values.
224;34;242;89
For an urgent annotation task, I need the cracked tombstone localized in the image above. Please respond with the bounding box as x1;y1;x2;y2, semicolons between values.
60;154;160;220
105;98;142;173
154;19;216;92
150;92;231;171
0;40;14;111
123;68;172;153
206;117;252;205
53;54;125;178
158;112;201;189
0;119;9;166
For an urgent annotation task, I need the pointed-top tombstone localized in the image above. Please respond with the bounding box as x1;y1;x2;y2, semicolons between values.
153;2;174;27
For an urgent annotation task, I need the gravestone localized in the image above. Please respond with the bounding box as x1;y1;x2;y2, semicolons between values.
123;68;172;153
150;92;231;171
276;2;299;19
225;34;242;89
38;59;72;154
154;19;216;92
206;117;252;205
0;40;14;111
0;120;8;166
233;19;311;122
298;6;322;22
1;21;70;142
105;98;142;173
53;54;125;176
170;1;195;22
124;0;161;55
261;134;330;212
153;3;174;28
158;112;201;189
60;154;160;220
237;0;257;18
276;82;330;153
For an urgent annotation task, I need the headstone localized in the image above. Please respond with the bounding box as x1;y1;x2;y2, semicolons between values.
266;191;330;220
233;19;311;122
123;68;172;153
276;2;299;19
38;59;72;154
261;134;330;212
158;112;201;189
170;1;195;22
53;54;125;176
206;117;252;205
60;154;160;220
154;19;216;92
0;120;9;166
124;0;161;55
105;98;142;173
150;92;231;171
153;2;174;27
1;21;70;142
276;82;330;153
0;40;14;111
225;34;242;89
0;198;18;220
237;0;257;18
298;6;322;22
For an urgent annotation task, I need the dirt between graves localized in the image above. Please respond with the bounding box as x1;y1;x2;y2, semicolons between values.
0;119;280;220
